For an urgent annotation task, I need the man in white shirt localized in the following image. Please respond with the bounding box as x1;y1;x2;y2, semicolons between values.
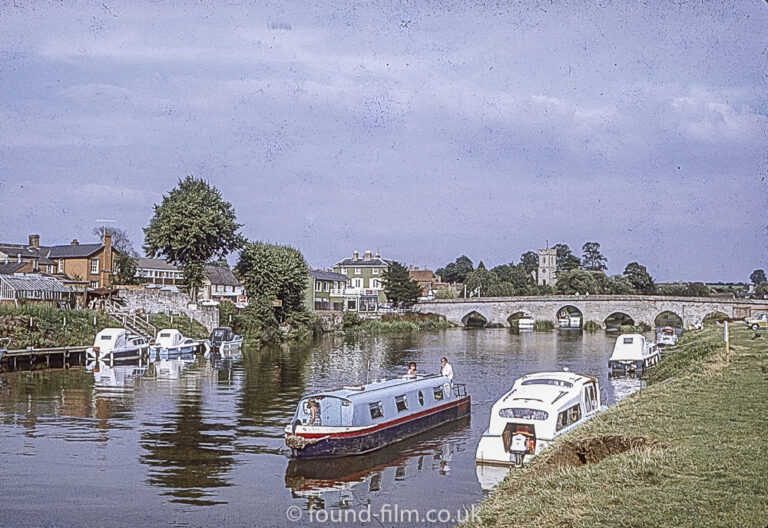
440;357;453;382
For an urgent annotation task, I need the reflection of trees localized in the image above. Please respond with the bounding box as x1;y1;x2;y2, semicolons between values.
140;388;234;505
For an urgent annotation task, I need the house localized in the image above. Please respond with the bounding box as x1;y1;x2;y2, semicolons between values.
305;269;349;312
0;234;118;289
0;274;72;307
408;266;436;300
136;258;185;286
201;265;246;306
333;250;391;313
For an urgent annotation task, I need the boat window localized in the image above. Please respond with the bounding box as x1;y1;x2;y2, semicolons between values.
160;332;171;338
395;395;408;412
499;408;549;420
369;401;384;420
521;379;573;388
101;335;112;341
418;391;424;406
556;404;583;431
623;337;634;344
433;386;444;402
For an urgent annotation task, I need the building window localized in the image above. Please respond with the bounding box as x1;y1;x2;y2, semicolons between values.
372;279;380;288
324;282;329;292
91;258;99;274
340;267;347;274
90;280;98;289
372;268;379;275
315;281;322;292
354;268;361;275
58;260;64;273
354;278;362;288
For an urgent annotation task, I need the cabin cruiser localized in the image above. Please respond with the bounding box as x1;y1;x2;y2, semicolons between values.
475;371;601;468
516;315;535;331
285;374;470;458
208;326;242;355
656;326;678;347
86;328;148;364
149;329;201;361
608;334;660;374
558;314;582;329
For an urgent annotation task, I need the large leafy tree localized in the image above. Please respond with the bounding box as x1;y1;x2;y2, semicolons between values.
491;264;531;295
750;269;767;285
623;262;656;294
554;244;580;272
581;242;607;271
382;261;423;307
519;251;539;274
554;269;598;295
464;268;500;297
440;255;474;283
143;176;244;301
235;241;308;321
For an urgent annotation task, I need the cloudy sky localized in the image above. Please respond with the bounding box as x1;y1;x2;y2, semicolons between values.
1;1;765;282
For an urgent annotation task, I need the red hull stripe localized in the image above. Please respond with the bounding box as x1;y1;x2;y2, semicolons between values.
295;396;471;439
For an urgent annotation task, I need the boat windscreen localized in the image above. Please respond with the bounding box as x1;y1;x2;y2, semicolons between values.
521;379;573;388
498;408;549;420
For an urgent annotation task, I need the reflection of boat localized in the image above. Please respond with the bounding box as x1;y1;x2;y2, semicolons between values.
89;360;148;386
285;375;471;458
207;327;242;355
476;371;601;468
656;326;678;347
154;358;195;379
608;334;660;373
86;328;147;363
149;329;200;361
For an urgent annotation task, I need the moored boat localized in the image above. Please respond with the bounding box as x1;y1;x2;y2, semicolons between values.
608;333;660;373
475;371;601;468
208;326;242;355
85;328;147;364
517;314;535;330
285;374;470;459
149;329;199;361
656;326;678;347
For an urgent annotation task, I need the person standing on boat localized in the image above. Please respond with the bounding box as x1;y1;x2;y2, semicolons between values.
406;362;417;377
440;357;454;382
308;399;321;426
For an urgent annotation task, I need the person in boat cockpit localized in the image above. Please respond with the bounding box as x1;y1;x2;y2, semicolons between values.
440;357;454;382
406;362;417;377
308;399;321;426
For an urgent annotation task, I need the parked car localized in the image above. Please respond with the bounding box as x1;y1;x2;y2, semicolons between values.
745;312;768;331
200;299;220;307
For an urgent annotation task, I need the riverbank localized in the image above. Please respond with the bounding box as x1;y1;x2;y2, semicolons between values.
464;324;767;528
341;312;454;334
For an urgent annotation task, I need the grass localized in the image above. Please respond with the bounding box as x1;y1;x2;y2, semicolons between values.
343;312;454;334
147;313;209;339
534;320;555;331
0;305;114;348
464;325;768;528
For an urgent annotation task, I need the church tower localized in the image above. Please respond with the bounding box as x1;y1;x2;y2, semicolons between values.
537;247;557;287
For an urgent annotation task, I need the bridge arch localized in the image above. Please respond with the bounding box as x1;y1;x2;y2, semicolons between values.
702;311;729;325
604;312;635;331
655;311;683;329
461;311;489;328
556;305;583;328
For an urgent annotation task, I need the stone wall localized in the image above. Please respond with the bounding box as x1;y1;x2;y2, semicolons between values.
116;288;219;331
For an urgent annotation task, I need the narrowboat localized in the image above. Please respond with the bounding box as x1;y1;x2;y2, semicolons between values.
85;328;148;364
208;326;243;355
284;374;470;458
656;326;678;347
608;333;660;373
149;329;199;361
475;371;601;467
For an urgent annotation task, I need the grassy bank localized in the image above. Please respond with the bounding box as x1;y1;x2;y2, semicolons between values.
0;306;209;348
465;324;768;528
342;312;454;334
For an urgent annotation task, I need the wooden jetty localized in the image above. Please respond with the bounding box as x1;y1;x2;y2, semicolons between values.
1;344;89;371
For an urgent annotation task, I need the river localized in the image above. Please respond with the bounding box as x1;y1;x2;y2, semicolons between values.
0;329;646;527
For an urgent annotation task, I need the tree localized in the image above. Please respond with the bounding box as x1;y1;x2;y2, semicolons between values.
554;269;598;295
464;268;500;297
754;281;768;297
750;269;767;285
608;275;637;295
382;261;423;308
685;282;711;297
491;264;531;295
143;176;244;301
235;241;308;321
623;262;656;294
441;255;474;283
113;253;140;285
92;226;136;256
554;244;580;272
581;242;607;271
519;251;539;274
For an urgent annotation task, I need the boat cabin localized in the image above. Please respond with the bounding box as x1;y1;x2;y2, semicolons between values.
92;328;132;353
609;333;660;371
210;326;236;347
154;329;184;349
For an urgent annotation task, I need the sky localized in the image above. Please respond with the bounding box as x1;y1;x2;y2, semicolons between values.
0;1;766;282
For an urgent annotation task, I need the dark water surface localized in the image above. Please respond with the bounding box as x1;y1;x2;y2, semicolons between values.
0;329;644;527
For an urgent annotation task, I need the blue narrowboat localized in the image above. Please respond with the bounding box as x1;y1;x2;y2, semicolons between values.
285;374;470;458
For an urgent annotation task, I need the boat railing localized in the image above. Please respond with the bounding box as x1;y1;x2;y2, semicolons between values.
453;383;467;398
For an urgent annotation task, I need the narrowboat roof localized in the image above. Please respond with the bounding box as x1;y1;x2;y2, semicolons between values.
304;374;450;402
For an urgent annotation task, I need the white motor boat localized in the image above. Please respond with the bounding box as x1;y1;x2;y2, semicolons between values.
656;326;678;347
608;334;660;374
516;315;535;331
476;371;601;470
207;326;243;356
86;328;147;364
558;314;581;329
149;329;200;361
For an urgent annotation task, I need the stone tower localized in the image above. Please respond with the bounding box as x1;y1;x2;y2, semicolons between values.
537;247;557;287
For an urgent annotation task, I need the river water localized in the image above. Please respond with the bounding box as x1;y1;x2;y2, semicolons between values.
0;329;645;527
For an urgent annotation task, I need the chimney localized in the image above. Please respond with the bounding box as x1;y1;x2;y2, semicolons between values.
353;250;359;261
375;251;380;258
17;253;22;263
364;250;372;260
71;239;79;246
29;234;40;248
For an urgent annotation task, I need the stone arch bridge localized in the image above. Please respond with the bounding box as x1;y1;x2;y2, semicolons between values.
414;295;768;328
